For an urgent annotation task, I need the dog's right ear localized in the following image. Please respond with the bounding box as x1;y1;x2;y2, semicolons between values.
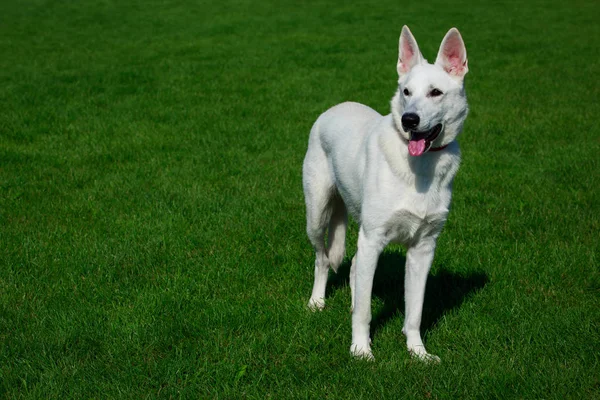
397;25;423;76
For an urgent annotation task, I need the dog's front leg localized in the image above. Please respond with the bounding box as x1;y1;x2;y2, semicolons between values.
403;239;441;363
350;228;384;360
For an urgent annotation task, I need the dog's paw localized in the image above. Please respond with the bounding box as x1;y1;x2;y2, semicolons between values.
307;298;325;311
408;347;441;364
350;344;375;361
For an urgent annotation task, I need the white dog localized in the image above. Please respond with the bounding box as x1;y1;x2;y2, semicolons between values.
302;26;469;362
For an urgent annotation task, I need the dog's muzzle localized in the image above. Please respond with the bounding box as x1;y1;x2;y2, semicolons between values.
407;124;443;156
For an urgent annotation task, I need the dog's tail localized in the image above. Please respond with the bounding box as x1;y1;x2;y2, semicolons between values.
327;197;347;273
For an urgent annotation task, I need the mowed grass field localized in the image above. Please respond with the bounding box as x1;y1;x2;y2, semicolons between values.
1;0;599;398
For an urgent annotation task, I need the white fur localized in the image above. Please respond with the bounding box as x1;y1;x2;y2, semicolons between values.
303;26;469;362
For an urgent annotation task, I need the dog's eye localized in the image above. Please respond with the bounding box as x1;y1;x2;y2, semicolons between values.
429;88;443;97
403;88;410;96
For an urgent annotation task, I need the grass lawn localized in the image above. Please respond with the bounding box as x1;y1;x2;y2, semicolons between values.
0;0;598;398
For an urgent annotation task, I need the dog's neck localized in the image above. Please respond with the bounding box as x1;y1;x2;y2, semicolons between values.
380;108;461;193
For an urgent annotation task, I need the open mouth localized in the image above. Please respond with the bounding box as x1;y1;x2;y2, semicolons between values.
408;124;443;156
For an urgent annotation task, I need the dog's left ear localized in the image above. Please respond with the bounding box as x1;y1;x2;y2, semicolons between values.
435;28;468;79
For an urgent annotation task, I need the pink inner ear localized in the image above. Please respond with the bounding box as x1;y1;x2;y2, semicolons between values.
442;35;466;75
398;37;417;73
446;52;462;67
402;39;416;60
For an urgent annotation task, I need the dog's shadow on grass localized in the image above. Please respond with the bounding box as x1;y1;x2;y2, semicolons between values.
327;251;488;336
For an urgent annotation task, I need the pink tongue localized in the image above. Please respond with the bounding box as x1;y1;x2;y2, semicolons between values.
408;139;426;156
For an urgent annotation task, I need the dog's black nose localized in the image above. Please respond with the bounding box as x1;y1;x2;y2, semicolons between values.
401;113;420;130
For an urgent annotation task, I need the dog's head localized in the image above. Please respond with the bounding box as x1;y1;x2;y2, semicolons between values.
391;26;469;156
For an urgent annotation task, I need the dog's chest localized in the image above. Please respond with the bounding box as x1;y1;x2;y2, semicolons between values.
385;208;448;246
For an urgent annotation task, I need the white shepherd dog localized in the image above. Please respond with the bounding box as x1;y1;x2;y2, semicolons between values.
302;26;469;362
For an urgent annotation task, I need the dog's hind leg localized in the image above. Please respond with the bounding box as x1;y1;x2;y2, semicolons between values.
326;195;347;273
304;186;333;311
307;236;329;311
303;146;346;310
305;185;347;310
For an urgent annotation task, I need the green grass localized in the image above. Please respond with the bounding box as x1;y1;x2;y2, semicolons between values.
0;0;598;398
